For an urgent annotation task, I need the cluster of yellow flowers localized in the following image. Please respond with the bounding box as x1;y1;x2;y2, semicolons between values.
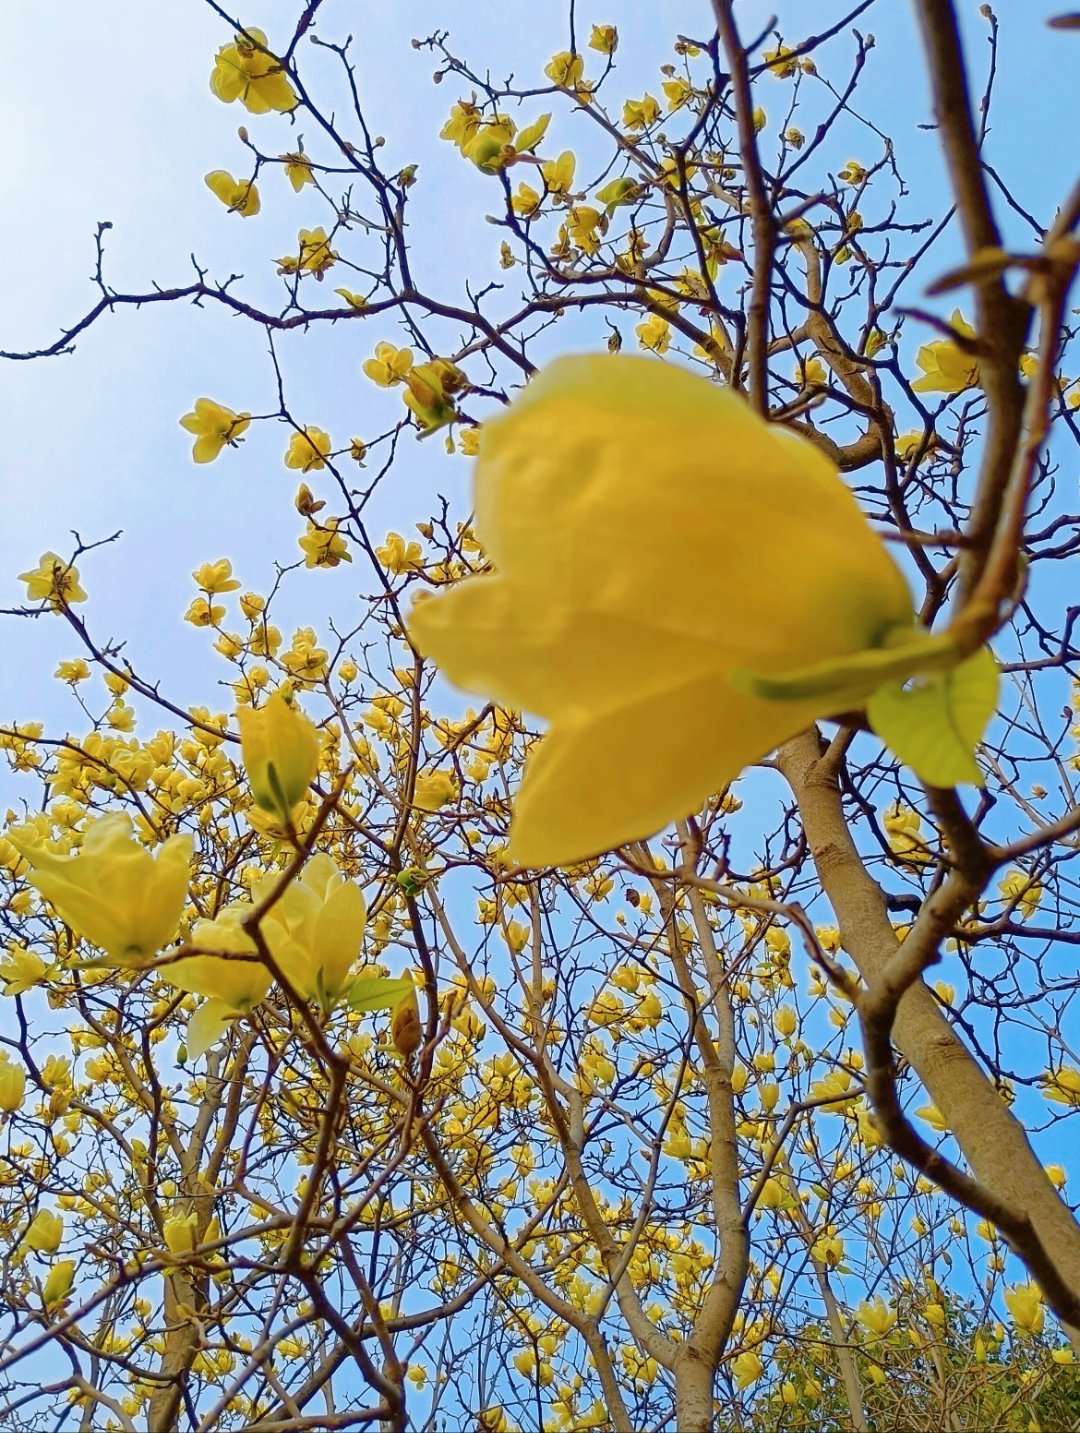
8;692;414;1058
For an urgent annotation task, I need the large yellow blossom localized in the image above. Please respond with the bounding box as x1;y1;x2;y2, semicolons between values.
407;355;916;866
14;815;191;966
255;855;366;1006
209;28;297;115
163;908;274;1059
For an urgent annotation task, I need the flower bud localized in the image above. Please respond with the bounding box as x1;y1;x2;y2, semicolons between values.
391;980;422;1057
238;689;320;824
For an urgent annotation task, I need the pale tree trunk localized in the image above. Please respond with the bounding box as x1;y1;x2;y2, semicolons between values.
780;731;1080;1335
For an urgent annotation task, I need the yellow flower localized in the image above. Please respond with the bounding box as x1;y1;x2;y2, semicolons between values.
210;28;296;114
43;1260;75;1305
284;426;332;472
414;771;458;812
589;24;618;54
163;1212;198;1257
1005;1282;1045;1336
204;170;260;216
998;868;1043;920
541;151;576;195
407;355;913;866
731;1350;764;1389
281;152;314;191
545;51;585;89
192;559;241;594
403;359;465;432
1042;1065;1080;1107
18;553;87;608
440;101;483;153
512;182;542;217
185;597;225;628
363;342;414;387
622;95;661;130
0;947;48;995
237;688;320;823
254;854;366;1006
912;311;979;394
636;315;671;354
391;977;422;1057
24;1208;64;1255
163;907;274;1058
856;1297;896;1336
179;399;251;463
55;659;90;683
299;518;352;569
376;532;424;573
566;205;604;254
13;815;191;967
335;287;368;310
0;1059;26;1113
297;227;337;276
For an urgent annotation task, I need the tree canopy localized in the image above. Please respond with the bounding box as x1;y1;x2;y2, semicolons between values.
3;3;1080;1431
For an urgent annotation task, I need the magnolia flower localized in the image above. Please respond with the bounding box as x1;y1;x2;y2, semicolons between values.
162;908;274;1059
210;28;296;114
255;854;366;1006
408;354;986;867
237;689;320;823
24;1208;64;1255
912;310;979;394
14;815;191;966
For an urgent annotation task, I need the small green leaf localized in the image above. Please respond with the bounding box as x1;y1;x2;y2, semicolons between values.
866;646;998;787
348;976;415;1013
729;628;958;707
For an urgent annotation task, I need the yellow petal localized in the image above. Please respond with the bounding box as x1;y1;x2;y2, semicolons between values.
508;671;821;867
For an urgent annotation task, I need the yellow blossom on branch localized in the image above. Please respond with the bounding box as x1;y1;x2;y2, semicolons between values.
179;399;251;463
299;518;352;569
284;426;332;472
363;342;414;387
209;28;297;114
281;152;314;191
204;170;260;216
18;553;87;609
237;688;319;823
912;311;980;394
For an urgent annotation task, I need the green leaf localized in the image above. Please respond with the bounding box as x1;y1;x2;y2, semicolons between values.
729;628;958;708
348;976;415;1013
866;646;999;787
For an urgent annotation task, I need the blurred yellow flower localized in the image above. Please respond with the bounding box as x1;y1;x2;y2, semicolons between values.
14;815;191;967
24;1208;63;1255
407;355;914;866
